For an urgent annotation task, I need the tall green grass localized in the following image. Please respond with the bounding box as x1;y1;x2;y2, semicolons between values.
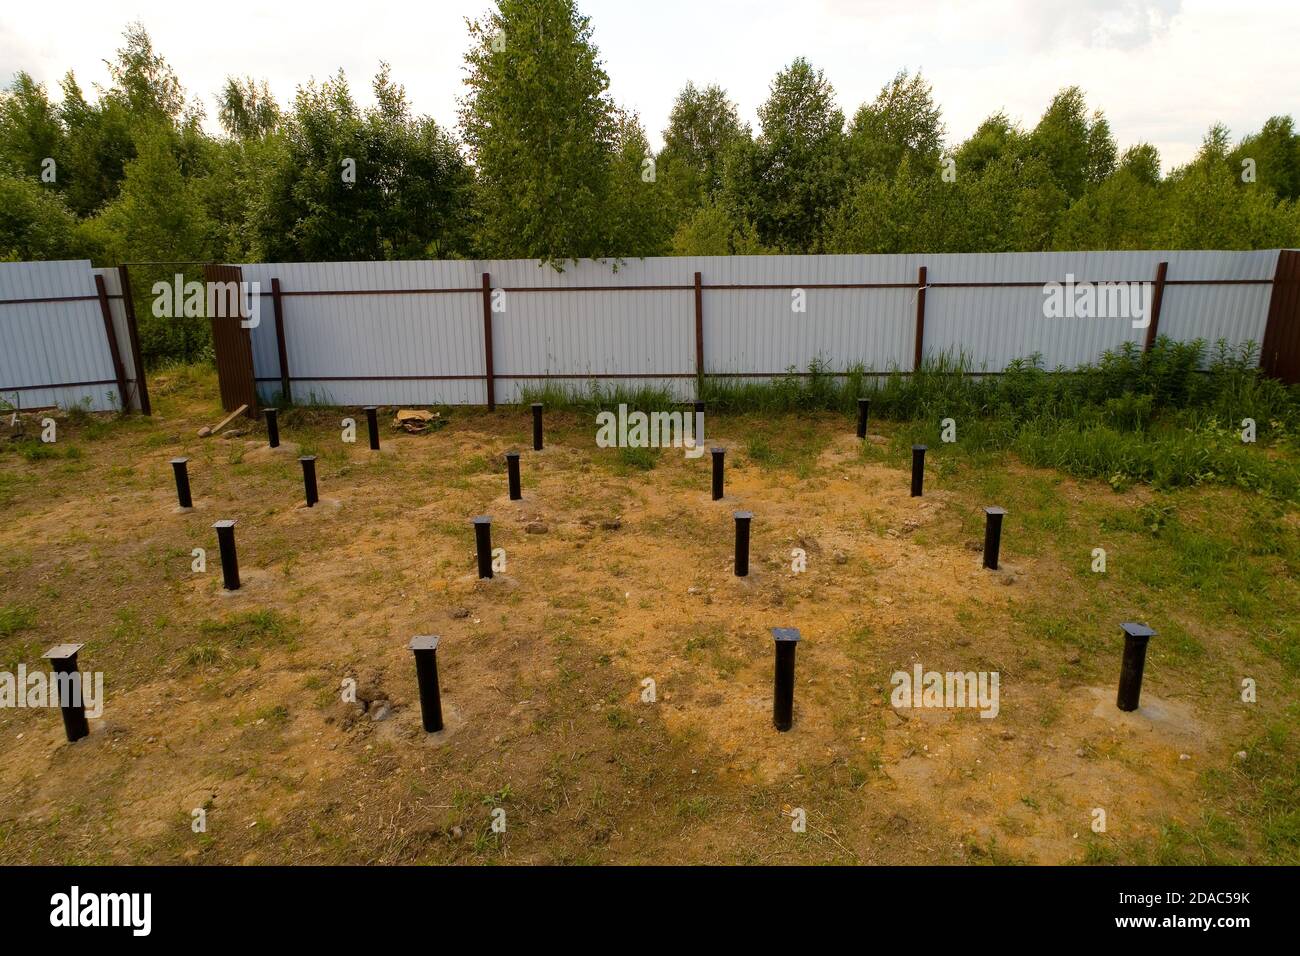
493;340;1300;498
701;358;868;413
702;339;1300;500
1013;420;1300;497
700;339;1297;431
516;381;677;412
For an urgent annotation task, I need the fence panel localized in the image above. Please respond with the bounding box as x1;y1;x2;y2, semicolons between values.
7;251;1290;414
92;266;147;412
226;250;1288;404
0;260;123;412
238;261;486;407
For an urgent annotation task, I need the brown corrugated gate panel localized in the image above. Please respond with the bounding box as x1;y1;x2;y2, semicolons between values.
1261;250;1300;385
203;264;259;417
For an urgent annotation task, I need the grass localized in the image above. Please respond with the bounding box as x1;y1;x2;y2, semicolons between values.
186;611;298;669
705;339;1300;501
0;604;39;672
482;339;1300;500
616;445;658;471
966;466;1297;862
517;381;678;413
706;337;1296;423
1130;719;1300;865
0;604;36;639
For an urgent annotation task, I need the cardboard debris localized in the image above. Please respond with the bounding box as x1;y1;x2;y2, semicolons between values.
393;408;445;434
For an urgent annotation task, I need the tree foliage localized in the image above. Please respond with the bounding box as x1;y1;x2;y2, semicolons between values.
725;58;847;253
459;0;619;263
0;8;1297;365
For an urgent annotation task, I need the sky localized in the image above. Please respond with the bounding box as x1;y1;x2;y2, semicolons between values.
1;0;1297;171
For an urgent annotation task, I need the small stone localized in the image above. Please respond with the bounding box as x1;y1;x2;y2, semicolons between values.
1234;750;1248;761
525;521;548;534
1179;753;1191;761
370;701;393;722
1067;652;1081;665
601;518;622;530
999;730;1016;741
1074;747;1086;757
450;607;470;619
451;826;464;839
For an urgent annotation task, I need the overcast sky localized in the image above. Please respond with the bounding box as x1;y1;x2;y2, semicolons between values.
2;0;1296;170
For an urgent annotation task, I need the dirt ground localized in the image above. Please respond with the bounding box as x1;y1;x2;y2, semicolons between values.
0;371;1293;864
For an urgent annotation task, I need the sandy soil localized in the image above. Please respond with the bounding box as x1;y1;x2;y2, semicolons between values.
0;398;1268;864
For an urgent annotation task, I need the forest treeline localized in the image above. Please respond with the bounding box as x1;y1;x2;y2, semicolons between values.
2;0;1299;362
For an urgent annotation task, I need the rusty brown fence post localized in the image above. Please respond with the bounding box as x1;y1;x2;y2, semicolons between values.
272;277;291;405
694;270;704;397
913;265;928;372
1143;260;1168;352
94;274;130;413
482;272;496;411
116;265;151;415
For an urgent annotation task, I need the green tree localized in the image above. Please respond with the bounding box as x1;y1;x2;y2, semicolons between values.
1230;115;1300;201
56;23;197;218
953;112;1024;178
459;0;617;263
846;70;944;181
1054;165;1162;249
1027;87;1114;200
822;168;926;253
658;81;748;209
217;77;281;139
250;66;471;262
0;73;66;182
106;22;188;123
670;200;771;256
1118;143;1162;186
725;58;846;253
605;110;674;257
86;126;214;362
0;171;90;260
1160;131;1299;249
